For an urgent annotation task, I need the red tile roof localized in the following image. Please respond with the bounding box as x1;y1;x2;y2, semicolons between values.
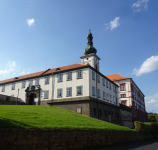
106;74;130;81
0;63;88;85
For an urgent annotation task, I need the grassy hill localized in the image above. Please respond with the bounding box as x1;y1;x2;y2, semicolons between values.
0;105;133;131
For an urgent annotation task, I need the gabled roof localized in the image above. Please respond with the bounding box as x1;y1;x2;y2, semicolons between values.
0;63;88;85
105;74;131;81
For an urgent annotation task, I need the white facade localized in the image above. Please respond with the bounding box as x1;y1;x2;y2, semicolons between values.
0;67;119;106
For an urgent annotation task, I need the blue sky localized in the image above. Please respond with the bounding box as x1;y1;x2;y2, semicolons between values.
0;0;158;113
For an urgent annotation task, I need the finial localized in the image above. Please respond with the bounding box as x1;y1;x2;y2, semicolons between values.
89;29;91;33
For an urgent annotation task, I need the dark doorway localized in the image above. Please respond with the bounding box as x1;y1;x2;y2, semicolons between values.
29;93;36;105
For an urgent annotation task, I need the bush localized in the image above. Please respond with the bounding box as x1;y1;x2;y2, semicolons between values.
134;121;154;132
148;114;157;122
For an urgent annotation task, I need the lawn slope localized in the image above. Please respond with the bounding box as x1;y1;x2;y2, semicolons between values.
0;105;133;131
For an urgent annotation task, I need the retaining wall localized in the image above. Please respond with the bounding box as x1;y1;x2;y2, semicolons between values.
0;129;152;150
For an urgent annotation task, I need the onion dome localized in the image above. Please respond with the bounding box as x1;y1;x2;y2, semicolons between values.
84;29;97;55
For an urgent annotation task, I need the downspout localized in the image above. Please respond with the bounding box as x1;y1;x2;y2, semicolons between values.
96;72;99;119
51;73;54;102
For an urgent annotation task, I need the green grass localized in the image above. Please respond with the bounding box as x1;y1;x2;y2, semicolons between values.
0;105;133;131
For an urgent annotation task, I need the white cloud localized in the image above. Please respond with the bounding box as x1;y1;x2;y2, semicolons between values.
0;61;16;75
133;55;158;76
26;19;35;26
104;17;120;31
131;0;149;12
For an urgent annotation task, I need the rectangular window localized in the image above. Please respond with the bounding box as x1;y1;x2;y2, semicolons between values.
98;89;100;98
106;80;108;88
121;101;126;105
103;91;105;100
110;95;112;101
58;74;63;82
22;81;26;88
57;89;62;97
92;71;95;80
107;93;109;100
77;70;82;79
44;90;49;99
109;83;111;90
45;77;49;84
121;94;126;98
102;78;105;86
77;86;82;95
35;79;39;85
67;72;72;80
120;84;125;91
2;85;5;92
29;80;33;86
113;96;115;103
67;87;72;97
113;85;115;92
92;86;95;96
97;75;100;83
12;83;15;90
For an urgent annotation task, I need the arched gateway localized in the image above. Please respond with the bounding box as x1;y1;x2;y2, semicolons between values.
25;85;41;105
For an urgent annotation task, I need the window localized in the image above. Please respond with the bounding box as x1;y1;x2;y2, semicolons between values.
120;84;125;91
107;93;109;100
12;83;15;90
35;79;39;85
2;85;5;92
22;81;26;88
109;83;111;90
113;85;115;92
77;70;82;79
116;87;117;93
102;78;105;86
106;80;108;88
57;89;62;97
67;72;72;80
103;91;105;100
77;86;82;95
104;110;107;117
113;96;115;103
121;94;126;98
29;80;33;86
94;108;96;116
45;77;49;84
92;86;95;96
99;109;102;116
97;75;100;83
110;95;112;101
98;89;100;98
44;90;49;99
121;101;126;105
67;87;72;97
58;74;63;82
92;71;95;80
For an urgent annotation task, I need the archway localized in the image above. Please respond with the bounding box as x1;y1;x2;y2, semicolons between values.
29;93;36;105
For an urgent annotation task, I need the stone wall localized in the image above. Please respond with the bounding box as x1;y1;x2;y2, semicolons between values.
0;101;25;105
0;129;152;150
0;94;20;101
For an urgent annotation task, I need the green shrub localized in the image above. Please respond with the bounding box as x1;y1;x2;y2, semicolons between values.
148;114;157;122
134;121;154;132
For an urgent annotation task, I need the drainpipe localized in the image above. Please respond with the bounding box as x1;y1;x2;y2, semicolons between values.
51;73;54;102
96;72;99;119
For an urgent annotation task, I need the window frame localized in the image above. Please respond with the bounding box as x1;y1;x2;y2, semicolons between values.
120;83;126;91
102;78;105;86
44;90;49;99
45;77;49;85
2;85;5;92
76;70;82;79
97;75;100;83
98;89;100;98
76;86;83;96
66;87;72;97
12;83;15;90
58;74;63;82
57;88;63;98
35;78;39;86
92;71;95;80
29;80;33;86
92;86;95;96
21;81;26;89
67;72;72;81
103;91;105;100
106;80;108;88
